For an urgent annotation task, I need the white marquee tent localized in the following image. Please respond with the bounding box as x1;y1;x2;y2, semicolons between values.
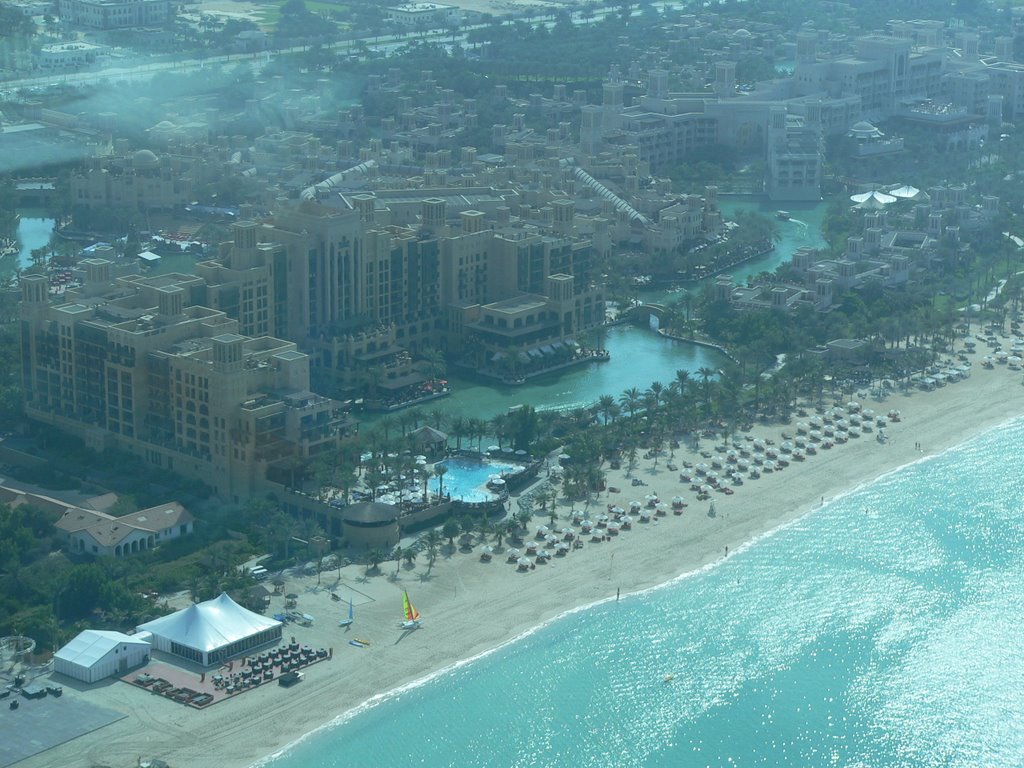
54;630;151;683
136;592;282;667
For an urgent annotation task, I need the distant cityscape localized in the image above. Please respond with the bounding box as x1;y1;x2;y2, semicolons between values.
5;0;1020;507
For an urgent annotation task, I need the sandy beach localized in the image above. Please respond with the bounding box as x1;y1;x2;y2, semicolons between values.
16;346;1024;768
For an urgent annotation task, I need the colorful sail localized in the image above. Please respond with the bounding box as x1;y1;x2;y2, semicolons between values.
403;590;420;621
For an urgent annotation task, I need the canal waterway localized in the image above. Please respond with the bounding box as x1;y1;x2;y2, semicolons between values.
365;196;831;427
386;324;730;426
13;214;56;271
8;198;831;426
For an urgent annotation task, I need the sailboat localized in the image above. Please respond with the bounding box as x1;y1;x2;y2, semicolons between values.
400;590;421;629
338;598;354;627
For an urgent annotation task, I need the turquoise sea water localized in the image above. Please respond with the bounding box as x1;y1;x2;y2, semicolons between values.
263;417;1024;768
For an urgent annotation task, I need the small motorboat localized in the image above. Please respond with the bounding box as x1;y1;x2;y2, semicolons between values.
776;210;791;221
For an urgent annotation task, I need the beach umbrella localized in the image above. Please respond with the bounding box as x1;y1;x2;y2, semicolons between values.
545;534;558;545
581;520;594;530
556;542;570;551
487;445;500;453
621;515;633;525
846;401;860;411
610;506;624;515
672;496;684;506
481;546;494;555
607;522;620;533
515;449;528;457
639;509;652;519
781;442;793;453
508;548;520;557
696;462;709;473
630;500;642;510
285;593;298;600
517;557;532;567
560;527;575;536
536;525;549;536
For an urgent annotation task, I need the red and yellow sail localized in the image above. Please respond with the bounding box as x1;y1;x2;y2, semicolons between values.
403;590;420;621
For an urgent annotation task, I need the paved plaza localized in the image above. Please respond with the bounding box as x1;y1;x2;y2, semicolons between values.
0;691;125;768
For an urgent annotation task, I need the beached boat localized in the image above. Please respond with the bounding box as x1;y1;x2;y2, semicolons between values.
400;590;421;629
338;598;354;627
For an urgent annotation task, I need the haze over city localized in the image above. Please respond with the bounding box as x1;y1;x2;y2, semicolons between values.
2;1;1024;766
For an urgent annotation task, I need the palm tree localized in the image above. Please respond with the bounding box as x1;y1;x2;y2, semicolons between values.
364;547;386;575
402;546;418;569
467;417;488;451
476;516;494;546
442;517;461;548
418;529;443;574
597;394;617;425
619;387;642;419
449;415;467;450
427;408;447;431
515;508;533;533
434;463;449;500
697;366;717;418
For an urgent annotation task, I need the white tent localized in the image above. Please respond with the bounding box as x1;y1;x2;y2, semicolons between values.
137;592;282;667
54;630;151;683
850;190;897;209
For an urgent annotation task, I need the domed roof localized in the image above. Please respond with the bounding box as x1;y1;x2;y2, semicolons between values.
132;149;159;168
733;28;752;38
343;501;400;525
152;120;176;130
848;120;884;139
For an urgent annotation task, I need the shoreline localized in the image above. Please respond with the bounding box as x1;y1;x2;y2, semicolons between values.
17;350;1024;768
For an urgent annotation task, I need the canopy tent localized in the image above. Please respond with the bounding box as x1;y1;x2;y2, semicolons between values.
888;184;923;200
137;592;282;667
54;630;151;683
850;190;897;209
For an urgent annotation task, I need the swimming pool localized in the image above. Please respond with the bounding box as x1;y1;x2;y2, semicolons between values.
433;457;519;502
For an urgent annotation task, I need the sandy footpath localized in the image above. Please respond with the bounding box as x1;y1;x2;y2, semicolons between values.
17;348;1024;768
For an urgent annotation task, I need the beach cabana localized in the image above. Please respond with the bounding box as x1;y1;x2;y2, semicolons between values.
54;630;151;683
408;425;448;458
136;592;282;667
